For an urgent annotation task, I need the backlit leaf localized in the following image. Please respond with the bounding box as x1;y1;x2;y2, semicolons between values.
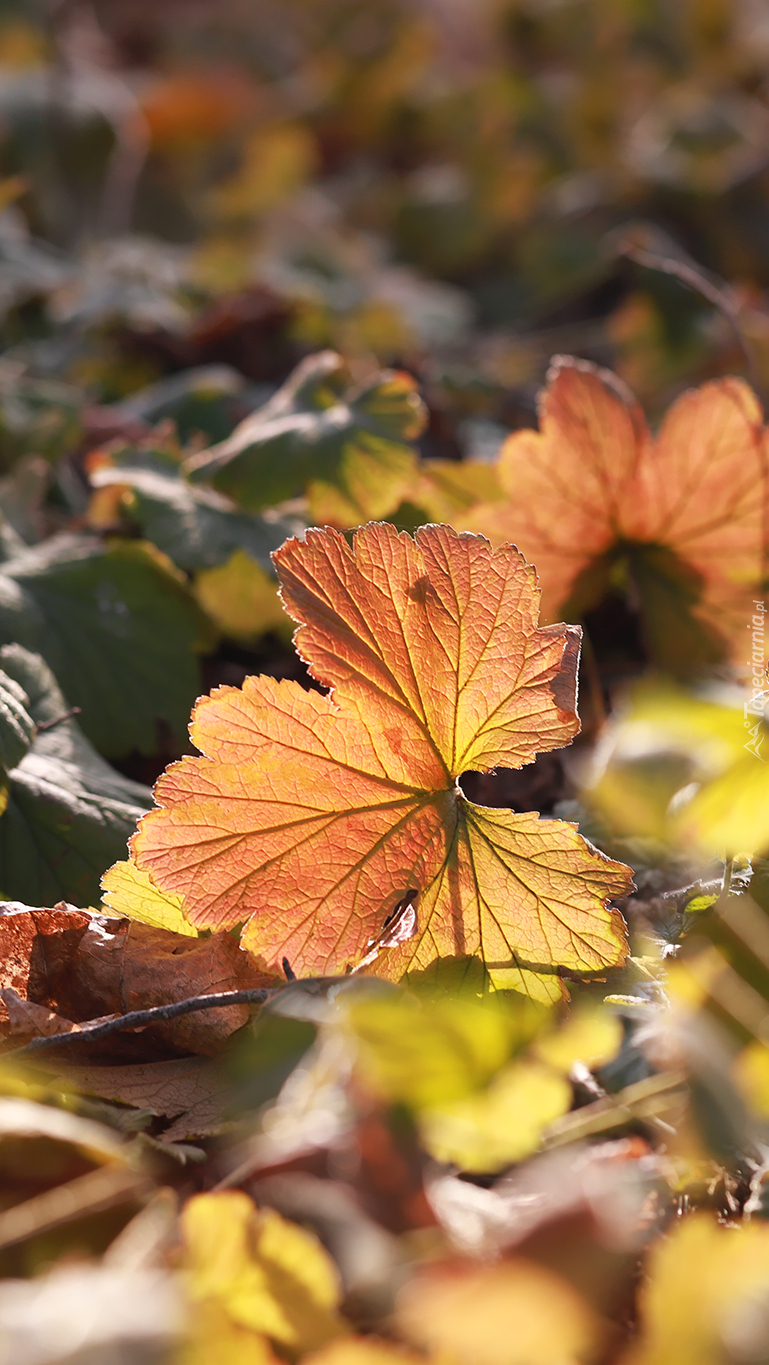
460;357;768;678
128;523;631;989
101;859;199;937
406;458;504;524
419;1058;570;1170
586;678;769;855
195;550;292;644
344;991;548;1109
184;352;427;526
626;1213;769;1365
532;1005;622;1072
343;990;617;1171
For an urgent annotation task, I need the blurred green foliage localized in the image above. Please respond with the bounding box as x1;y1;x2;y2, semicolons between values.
3;0;769;431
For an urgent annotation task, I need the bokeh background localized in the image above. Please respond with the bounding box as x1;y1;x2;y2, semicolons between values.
4;0;769;445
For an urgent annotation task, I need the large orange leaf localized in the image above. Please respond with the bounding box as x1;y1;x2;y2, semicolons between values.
459;357;768;678
128;524;631;996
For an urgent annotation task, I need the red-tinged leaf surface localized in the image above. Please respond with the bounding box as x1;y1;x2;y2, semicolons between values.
130;524;631;992
458;357;768;677
0;904;91;1024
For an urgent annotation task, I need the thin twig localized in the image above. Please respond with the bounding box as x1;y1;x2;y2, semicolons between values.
5;989;276;1059
36;706;81;734
614;233;763;397
541;1070;687;1149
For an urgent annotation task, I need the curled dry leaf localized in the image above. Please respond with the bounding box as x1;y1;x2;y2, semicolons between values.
0;989;78;1039
127;523;632;998
458;357;769;678
0;902;276;1055
69;917;278;1055
0;904;91;1025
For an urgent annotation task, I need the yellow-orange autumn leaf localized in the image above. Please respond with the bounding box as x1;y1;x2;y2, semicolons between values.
181;1191;346;1354
459;357;768;679
101;858;199;936
129;523;631;993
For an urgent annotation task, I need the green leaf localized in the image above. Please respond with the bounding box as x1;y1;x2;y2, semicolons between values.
419;1058;570;1171
0;645;151;906
344;992;550;1110
0;374;83;468
89;464;297;574
184;350;426;525
0;534;210;756
111;364;247;445
0;668;34;774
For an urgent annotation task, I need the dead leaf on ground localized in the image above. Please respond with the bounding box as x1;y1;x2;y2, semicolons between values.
0;989;79;1039
53;1056;231;1143
0;902;278;1056
69;917;278;1055
0;904;91;1026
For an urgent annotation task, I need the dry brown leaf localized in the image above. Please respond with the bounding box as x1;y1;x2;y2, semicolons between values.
0;989;78;1039
0;904;91;1025
0;902;277;1056
69;918;278;1055
55;1057;231;1142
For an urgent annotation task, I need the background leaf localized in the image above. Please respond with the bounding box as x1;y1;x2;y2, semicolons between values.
0;535;210;756
0;646;151;906
185;352;426;525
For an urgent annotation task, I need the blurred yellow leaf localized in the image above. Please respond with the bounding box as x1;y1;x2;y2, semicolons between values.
181;1192;347;1354
407;459;503;523
420;1058;570;1171
733;1040;769;1116
625;1212;769;1365
195;550;291;644
306;1341;422;1365
211;124;317;220
533;1006;623;1073
101;859;199;936
0;23;49;67
587;678;769;855
398;1257;601;1365
178;1303;278;1365
345;992;549;1110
